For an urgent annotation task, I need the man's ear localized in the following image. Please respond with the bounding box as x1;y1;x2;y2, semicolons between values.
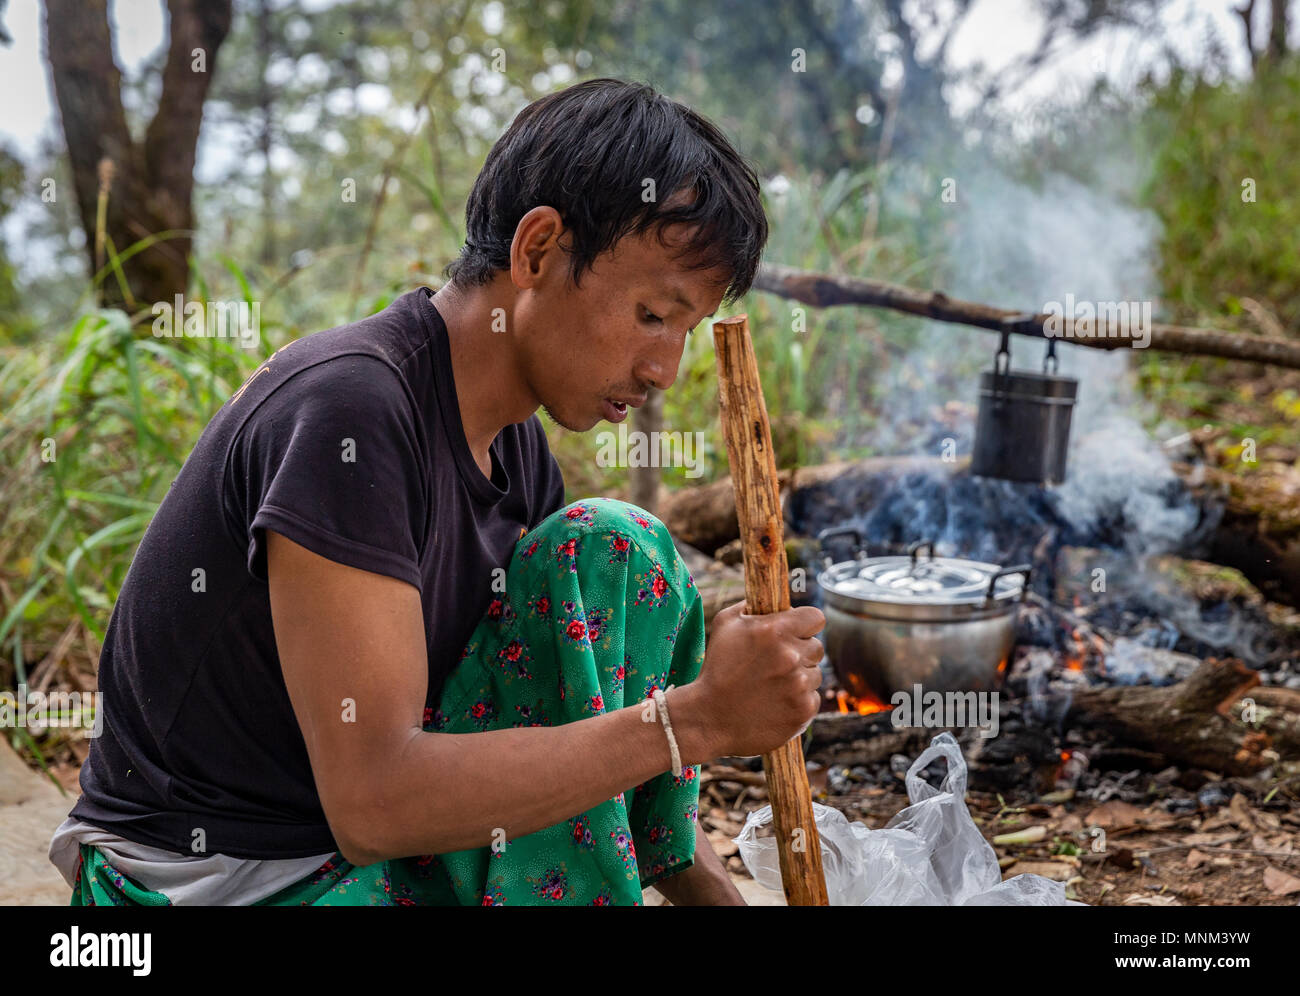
510;206;566;289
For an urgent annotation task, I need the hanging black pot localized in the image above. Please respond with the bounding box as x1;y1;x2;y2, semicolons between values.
970;314;1078;486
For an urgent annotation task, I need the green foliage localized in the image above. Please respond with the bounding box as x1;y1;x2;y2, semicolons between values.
1121;59;1300;457
0;143;35;341
0;258;273;692
1143;59;1300;331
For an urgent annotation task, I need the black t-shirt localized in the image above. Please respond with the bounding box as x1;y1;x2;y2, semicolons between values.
70;288;566;858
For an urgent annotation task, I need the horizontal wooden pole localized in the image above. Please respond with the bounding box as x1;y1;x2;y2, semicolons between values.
754;262;1300;371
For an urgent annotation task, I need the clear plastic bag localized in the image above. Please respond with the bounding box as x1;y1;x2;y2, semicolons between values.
734;732;1085;905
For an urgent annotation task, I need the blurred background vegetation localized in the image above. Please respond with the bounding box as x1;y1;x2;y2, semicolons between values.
1;0;1297;774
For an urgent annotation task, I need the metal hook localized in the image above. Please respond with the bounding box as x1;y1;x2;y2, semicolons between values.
1044;337;1059;376
994;328;1011;375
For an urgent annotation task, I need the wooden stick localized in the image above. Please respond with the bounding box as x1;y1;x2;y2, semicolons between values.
712;313;830;907
754;262;1300;371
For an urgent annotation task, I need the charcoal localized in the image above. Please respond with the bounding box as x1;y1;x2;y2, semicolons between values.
1197;784;1230;808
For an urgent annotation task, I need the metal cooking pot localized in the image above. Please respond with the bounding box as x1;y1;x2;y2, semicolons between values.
970;315;1078;485
815;527;1031;703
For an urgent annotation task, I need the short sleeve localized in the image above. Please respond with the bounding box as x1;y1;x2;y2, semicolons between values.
227;356;429;589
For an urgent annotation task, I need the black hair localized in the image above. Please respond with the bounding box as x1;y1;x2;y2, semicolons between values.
444;77;768;306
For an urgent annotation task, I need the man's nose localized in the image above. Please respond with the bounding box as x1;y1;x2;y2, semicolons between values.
635;341;684;393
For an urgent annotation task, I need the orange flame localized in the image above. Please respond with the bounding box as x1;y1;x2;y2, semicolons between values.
1064;628;1086;671
836;689;890;716
1054;749;1074;782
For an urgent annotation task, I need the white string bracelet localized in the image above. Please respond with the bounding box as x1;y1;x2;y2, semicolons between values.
652;687;683;779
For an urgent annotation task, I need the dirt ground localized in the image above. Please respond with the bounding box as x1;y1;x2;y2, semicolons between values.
7;737;1297;906
0;737;78;905
698;765;1300;907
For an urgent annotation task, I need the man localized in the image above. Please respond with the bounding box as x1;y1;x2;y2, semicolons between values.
50;77;825;905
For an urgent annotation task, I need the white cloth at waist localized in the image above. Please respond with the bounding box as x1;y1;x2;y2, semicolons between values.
48;815;336;906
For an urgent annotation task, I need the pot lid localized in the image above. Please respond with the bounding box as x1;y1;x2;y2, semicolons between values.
819;555;1024;605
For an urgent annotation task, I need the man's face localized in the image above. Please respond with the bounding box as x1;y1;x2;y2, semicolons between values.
510;216;731;433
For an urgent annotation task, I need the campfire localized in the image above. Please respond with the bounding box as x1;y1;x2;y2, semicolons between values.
664;414;1300;905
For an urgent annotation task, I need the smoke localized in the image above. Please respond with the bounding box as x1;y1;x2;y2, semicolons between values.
848;159;1165;456
828;144;1219;551
811;143;1286;673
1052;419;1206;559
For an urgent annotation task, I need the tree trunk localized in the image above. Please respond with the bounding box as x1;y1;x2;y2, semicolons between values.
1269;0;1289;60
256;0;276;266
45;0;233;313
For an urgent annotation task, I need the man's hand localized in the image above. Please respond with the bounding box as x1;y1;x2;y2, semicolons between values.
670;599;825;763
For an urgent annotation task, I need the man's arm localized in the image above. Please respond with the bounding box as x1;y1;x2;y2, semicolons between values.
266;530;824;866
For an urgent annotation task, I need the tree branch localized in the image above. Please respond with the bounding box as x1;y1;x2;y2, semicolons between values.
752;262;1300;371
1237;0;1260;71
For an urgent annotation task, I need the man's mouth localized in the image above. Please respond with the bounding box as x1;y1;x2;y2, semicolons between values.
601;395;645;423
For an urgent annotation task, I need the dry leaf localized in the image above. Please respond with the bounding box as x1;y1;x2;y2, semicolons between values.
1139;809;1180;830
706;830;739;859
1227;793;1256;831
1256;811;1282;831
1005;861;1073;882
1085;800;1144;830
1184;831;1238;847
1264;865;1300;897
1199;811;1236;832
1124;894;1181;906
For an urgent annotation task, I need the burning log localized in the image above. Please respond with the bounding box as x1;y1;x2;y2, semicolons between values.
1059;659;1300;777
808;659;1300;782
753;262;1300;371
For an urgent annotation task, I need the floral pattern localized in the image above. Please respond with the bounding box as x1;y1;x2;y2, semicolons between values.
412;497;706;906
